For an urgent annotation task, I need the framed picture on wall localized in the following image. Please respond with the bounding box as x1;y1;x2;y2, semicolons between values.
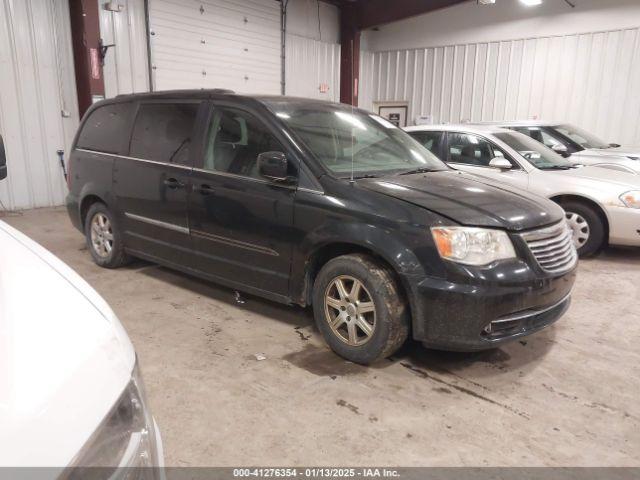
377;104;409;127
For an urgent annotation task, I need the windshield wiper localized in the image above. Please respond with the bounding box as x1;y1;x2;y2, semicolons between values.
397;167;437;176
539;165;573;170
348;174;379;179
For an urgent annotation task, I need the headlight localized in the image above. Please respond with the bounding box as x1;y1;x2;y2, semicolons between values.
620;190;640;209
431;226;516;266
62;359;160;479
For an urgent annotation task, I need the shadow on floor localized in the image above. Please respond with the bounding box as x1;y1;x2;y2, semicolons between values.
130;257;556;380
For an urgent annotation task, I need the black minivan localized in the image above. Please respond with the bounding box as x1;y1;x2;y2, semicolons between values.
67;90;577;364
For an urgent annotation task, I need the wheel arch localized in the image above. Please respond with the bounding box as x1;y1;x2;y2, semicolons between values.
299;242;413;321
550;194;610;242
79;194;107;228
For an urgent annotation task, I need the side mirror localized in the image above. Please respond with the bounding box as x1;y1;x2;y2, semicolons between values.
489;158;512;170
0;135;6;180
258;151;290;182
551;144;570;157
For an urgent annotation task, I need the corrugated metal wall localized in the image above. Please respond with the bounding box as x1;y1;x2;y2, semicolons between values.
99;0;150;97
285;34;340;102
0;0;79;211
148;0;282;93
360;27;640;145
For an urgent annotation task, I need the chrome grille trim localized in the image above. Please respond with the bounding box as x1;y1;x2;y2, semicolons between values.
521;222;578;274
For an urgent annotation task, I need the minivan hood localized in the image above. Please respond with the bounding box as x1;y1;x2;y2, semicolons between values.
0;221;135;467
360;170;564;231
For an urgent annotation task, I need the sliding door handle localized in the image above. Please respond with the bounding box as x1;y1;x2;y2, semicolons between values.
163;178;185;189
196;184;215;195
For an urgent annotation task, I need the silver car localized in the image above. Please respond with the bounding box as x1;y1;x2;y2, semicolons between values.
482;121;640;174
404;124;640;256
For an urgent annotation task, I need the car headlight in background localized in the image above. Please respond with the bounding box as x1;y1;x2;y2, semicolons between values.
620;190;640;209
62;359;160;479
431;226;517;266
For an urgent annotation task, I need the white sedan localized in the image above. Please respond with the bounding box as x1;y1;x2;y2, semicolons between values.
405;124;640;257
483;121;640;174
0;220;164;473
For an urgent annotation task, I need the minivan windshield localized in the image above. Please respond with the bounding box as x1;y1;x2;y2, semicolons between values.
264;103;447;178
551;124;609;150
494;131;575;170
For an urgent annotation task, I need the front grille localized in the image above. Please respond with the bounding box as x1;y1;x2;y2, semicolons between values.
521;222;578;274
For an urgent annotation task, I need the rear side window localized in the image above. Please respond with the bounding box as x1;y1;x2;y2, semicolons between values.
76;102;133;154
129;103;200;165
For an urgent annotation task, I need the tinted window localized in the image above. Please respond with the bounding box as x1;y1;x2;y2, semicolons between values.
447;132;515;168
409;131;443;158
76;103;133;154
203;107;289;179
130;103;199;165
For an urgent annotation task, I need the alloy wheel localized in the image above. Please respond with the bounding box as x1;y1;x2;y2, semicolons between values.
324;275;376;346
90;213;114;258
565;211;590;248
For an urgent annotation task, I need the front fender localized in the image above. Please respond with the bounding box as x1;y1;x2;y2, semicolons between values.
290;219;436;306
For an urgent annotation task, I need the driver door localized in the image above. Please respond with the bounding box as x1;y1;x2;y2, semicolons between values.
187;103;297;297
444;132;529;191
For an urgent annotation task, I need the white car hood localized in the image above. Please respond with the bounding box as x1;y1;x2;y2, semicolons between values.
0;221;135;467
549;165;640;192
577;147;640;159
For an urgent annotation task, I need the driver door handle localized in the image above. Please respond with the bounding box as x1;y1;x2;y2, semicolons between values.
163;178;185;189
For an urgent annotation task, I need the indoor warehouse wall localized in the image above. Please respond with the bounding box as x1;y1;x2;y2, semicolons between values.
100;0;341;101
359;0;640;145
285;0;341;102
0;0;79;211
98;0;150;98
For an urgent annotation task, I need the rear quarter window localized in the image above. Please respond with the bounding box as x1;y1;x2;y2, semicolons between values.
76;102;134;154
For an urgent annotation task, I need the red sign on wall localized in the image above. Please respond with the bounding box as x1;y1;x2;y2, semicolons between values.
90;48;100;80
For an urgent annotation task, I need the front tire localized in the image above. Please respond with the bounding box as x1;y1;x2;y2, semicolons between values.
84;203;131;268
561;200;605;257
312;254;409;364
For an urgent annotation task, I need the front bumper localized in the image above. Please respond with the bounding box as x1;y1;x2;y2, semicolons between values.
607;205;640;247
404;259;577;351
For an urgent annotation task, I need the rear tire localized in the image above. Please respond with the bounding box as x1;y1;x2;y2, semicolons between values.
560;200;605;257
84;203;131;268
312;254;410;365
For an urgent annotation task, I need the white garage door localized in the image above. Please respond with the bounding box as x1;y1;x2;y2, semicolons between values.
149;0;282;94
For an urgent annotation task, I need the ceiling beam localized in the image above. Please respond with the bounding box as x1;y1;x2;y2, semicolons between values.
350;0;469;30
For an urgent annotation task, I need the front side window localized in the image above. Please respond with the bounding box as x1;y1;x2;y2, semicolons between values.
202;107;289;179
447;133;515;168
261;102;447;178
129;103;200;165
77;102;133;154
494;131;574;170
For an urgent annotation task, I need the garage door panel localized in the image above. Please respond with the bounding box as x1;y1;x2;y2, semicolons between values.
151;26;280;62
150;0;281;93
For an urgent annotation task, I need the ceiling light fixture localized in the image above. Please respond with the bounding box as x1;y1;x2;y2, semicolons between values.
520;0;543;5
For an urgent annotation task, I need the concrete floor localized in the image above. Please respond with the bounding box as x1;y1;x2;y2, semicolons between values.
3;207;639;467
